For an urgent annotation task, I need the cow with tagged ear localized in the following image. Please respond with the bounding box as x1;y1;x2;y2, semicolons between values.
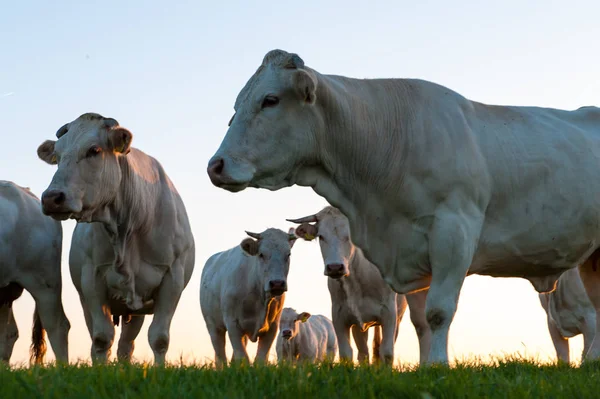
200;227;298;366
276;307;338;364
289;206;432;366
37;113;196;366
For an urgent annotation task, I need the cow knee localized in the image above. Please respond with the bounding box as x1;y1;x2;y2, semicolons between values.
117;341;135;362
150;334;169;354
426;308;447;331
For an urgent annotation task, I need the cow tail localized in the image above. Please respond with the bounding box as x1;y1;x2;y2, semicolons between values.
30;304;47;365
372;325;382;363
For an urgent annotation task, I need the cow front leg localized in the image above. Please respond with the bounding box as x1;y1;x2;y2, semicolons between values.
0;306;18;362
406;289;431;365
117;315;145;362
578;257;600;361
539;294;570;363
255;321;278;364
333;318;352;363
226;324;250;364
425;209;481;365
147;262;185;365
82;266;115;364
352;325;370;364
380;320;398;366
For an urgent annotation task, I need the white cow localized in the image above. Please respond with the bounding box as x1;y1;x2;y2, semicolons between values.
289;206;431;365
0;181;70;364
539;267;596;363
200;228;297;366
276;307;337;363
37;113;195;364
208;49;600;364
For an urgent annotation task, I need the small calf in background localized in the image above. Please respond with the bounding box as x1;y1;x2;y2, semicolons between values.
276;308;337;364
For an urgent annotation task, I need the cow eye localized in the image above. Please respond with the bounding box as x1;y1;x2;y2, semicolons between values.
318;234;325;242
86;146;102;158
261;96;279;109
259;253;264;259
228;113;235;127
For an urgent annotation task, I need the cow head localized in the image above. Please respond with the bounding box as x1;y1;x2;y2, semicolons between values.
240;227;297;297
207;49;320;192
288;207;355;279
37;113;132;222
278;307;310;341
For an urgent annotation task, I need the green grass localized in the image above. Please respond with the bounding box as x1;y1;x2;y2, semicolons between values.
1;357;599;398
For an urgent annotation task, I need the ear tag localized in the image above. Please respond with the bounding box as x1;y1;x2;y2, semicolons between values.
304;233;315;240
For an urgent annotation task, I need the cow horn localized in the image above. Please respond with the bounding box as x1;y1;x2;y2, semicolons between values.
104;118;119;128
56;123;69;138
286;214;318;224
245;231;262;240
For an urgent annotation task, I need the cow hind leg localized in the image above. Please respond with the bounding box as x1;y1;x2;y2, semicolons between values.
31;288;70;364
0;305;18;362
117;315;145;362
207;325;227;367
579;258;600;361
352;325;370;364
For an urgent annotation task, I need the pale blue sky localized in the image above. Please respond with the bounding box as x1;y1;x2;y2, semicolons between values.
1;1;598;365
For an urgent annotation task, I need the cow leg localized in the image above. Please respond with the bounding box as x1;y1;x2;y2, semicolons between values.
227;326;250;363
207;324;227;367
407;290;431;365
352;325;370;364
334;319;353;363
578;259;600;360
581;320;595;361
0;306;18;362
380;320;397;366
425;212;479;365
538;294;570;363
255;321;278;364
30;287;70;363
147;262;185;365
81;266;114;364
117;315;145;362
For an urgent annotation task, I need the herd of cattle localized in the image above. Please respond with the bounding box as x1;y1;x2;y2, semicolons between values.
1;48;600;367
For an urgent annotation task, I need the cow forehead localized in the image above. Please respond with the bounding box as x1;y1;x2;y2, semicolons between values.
55;118;106;152
258;228;291;251
281;308;298;320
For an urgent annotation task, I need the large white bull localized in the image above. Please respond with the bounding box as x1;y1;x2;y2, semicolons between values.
37;113;195;364
208;49;600;364
539;265;596;363
200;228;297;366
289;206;431;365
0;181;70;364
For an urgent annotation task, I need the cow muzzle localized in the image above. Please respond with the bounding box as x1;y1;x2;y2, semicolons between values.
325;263;348;279
268;279;287;296
281;329;292;340
206;156;254;192
41;189;72;220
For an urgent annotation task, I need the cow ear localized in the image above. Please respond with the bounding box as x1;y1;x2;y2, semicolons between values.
288;227;297;248
294;223;318;241
108;127;133;155
293;70;317;104
240;238;259;256
298;312;311;323
37;140;58;165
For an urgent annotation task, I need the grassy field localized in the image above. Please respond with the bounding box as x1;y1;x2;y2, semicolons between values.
1;357;599;398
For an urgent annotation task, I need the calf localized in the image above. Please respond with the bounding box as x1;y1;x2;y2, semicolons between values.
38;113;195;364
539;267;596;363
0;181;69;364
200;228;296;365
276;308;337;363
289;206;431;365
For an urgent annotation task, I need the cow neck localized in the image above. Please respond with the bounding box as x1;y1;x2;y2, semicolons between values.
247;254;271;306
336;246;365;301
297;72;416;256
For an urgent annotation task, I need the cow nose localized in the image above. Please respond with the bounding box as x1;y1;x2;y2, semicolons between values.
269;279;287;295
41;190;66;212
282;329;292;338
326;263;346;278
207;157;224;184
